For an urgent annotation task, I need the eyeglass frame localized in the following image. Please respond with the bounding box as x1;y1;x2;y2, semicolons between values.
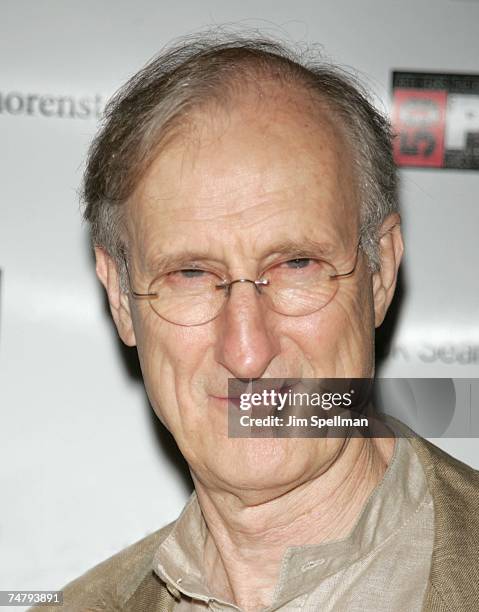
121;238;363;327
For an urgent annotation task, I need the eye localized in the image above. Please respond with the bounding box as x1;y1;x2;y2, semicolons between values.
167;268;210;283
162;268;220;291
177;269;206;278
264;257;329;285
282;258;313;269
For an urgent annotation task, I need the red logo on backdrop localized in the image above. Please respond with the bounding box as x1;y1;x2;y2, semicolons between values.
393;89;447;167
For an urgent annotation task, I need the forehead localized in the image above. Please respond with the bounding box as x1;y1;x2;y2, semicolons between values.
126;84;360;266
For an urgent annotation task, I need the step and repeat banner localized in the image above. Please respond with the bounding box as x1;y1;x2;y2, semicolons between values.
1;0;478;602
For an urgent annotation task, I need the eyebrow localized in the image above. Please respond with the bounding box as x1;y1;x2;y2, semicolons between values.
264;238;336;260
145;237;338;274
146;251;218;274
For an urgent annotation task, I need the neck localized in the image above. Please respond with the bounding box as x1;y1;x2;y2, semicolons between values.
192;436;394;611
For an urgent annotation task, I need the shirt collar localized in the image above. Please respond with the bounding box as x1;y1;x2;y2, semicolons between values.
152;437;429;608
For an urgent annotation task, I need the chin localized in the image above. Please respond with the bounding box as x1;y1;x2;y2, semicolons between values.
205;437;315;492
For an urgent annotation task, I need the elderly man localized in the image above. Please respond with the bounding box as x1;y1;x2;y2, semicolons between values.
32;34;478;611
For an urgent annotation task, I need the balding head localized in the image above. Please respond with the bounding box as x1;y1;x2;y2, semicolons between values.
82;32;398;287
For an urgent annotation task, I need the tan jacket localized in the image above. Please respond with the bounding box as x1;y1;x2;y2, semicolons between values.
30;437;479;611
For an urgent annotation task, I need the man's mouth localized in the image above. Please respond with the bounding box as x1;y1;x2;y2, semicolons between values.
210;379;301;409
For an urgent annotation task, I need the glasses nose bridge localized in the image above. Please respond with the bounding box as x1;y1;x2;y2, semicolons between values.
217;278;269;322
220;278;269;302
222;277;269;297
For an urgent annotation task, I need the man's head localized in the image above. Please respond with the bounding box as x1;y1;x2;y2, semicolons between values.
84;34;403;498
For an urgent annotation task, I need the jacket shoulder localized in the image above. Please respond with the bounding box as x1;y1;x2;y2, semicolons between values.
28;521;176;612
411;436;479;501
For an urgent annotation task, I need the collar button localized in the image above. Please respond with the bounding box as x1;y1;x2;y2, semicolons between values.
301;558;325;572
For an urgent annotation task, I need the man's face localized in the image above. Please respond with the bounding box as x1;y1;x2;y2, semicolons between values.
109;86;391;497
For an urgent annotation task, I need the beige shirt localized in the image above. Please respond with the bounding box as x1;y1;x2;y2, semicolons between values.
152;438;434;611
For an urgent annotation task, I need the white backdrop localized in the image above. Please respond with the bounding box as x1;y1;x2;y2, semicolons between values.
1;0;478;601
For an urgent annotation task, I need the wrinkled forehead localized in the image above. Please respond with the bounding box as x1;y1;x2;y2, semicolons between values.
125;84;360;266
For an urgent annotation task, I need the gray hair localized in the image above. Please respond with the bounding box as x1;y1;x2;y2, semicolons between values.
82;31;398;288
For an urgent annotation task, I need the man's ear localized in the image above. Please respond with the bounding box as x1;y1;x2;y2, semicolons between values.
94;246;137;347
372;213;404;328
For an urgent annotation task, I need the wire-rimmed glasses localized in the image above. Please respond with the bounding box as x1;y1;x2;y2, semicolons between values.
123;241;362;327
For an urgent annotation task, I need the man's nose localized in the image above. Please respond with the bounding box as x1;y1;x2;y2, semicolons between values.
214;280;280;379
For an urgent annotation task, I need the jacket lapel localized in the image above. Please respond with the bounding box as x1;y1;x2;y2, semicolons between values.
122;572;176;612
411;437;479;611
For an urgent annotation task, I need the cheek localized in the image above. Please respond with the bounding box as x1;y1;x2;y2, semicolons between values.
281;276;375;377
131;309;212;428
